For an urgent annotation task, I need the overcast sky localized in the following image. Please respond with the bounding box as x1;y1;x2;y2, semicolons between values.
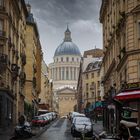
25;0;102;64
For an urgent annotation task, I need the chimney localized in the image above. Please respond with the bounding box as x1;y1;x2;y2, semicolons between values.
26;3;31;13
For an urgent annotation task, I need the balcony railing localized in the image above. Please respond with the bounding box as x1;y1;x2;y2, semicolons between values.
11;64;19;80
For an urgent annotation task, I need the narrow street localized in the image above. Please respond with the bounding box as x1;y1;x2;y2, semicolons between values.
31;118;96;140
32;118;74;140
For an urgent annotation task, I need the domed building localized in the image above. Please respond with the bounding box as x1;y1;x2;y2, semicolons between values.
49;27;81;115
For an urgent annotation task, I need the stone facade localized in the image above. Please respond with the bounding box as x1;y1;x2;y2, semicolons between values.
0;0;27;128
100;0;140;132
39;60;53;111
24;4;42;118
77;49;103;114
57;87;76;116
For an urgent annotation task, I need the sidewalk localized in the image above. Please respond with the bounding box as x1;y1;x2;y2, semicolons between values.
0;119;58;140
0;126;15;140
93;121;104;139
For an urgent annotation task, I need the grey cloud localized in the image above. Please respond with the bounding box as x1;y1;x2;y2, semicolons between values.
25;0;102;63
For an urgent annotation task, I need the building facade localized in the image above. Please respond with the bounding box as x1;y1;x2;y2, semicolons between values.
24;4;42;118
100;0;140;132
0;0;27;128
49;27;81;115
77;49;103;119
39;60;53;111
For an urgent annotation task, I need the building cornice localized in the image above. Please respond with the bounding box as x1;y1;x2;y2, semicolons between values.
116;49;140;72
100;0;108;23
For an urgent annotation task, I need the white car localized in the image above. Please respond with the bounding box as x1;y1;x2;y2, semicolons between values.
71;117;93;138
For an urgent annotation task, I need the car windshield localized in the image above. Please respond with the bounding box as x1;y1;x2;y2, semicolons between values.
33;117;42;120
75;117;91;125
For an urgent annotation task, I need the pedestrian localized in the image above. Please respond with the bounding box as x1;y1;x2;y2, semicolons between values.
18;115;25;126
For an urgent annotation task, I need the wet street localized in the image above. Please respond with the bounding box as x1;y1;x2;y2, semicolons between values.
32;118;75;140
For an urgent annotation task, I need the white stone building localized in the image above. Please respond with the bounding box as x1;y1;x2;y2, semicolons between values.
49;27;81;115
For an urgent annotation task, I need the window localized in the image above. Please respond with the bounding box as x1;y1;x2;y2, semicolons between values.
66;57;69;62
61;57;63;62
98;81;100;88
77;58;79;62
0;19;4;35
91;73;94;78
138;21;140;38
92;92;94;98
72;57;74;61
86;93;89;98
57;58;58;62
0;0;3;6
86;83;88;91
86;74;88;79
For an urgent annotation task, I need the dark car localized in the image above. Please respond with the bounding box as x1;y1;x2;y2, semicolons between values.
31;116;46;127
71;117;93;138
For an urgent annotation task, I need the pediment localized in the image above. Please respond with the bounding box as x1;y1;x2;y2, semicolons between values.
57;87;76;94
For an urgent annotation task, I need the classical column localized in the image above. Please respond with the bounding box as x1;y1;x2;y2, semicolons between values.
76;67;78;80
64;67;66;80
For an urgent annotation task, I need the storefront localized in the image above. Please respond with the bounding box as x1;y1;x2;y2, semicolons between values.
0;89;14;128
115;88;140;127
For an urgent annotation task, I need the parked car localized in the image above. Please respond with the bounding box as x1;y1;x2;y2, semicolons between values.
31;116;46;127
71;117;94;138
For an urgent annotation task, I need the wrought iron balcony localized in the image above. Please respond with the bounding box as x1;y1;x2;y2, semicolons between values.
11;64;19;80
19;71;26;86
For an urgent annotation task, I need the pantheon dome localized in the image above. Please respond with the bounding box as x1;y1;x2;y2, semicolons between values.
54;28;81;57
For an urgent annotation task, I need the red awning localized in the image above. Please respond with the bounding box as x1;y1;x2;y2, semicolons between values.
115;90;140;100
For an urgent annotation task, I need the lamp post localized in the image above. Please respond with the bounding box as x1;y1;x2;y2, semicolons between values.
94;83;97;123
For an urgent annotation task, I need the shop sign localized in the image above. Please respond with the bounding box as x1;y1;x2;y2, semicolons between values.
125;82;140;90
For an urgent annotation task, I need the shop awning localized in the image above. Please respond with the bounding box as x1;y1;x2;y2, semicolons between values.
115;90;140;100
